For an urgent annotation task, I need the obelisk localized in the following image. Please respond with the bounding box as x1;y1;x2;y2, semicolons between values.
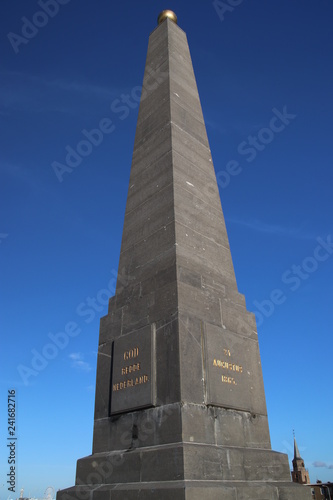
57;11;311;499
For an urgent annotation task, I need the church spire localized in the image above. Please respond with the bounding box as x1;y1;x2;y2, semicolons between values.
294;436;302;460
292;434;310;485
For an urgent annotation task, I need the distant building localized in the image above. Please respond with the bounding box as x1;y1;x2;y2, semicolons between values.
291;436;310;484
308;481;333;499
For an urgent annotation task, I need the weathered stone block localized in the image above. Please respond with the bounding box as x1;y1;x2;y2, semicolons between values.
125;151;173;213
141;445;184;482
94;343;112;419
170;99;209;148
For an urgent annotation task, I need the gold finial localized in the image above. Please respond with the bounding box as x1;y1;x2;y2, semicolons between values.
157;10;178;25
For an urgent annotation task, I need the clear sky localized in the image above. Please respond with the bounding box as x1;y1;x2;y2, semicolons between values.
1;0;333;497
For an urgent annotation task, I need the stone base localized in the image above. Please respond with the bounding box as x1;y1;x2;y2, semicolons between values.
57;480;311;500
74;445;292;484
57;441;311;500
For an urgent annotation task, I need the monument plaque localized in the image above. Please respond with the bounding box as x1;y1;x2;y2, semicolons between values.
111;325;155;415
203;323;265;414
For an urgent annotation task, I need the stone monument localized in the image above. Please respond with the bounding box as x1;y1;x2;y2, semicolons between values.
57;10;311;499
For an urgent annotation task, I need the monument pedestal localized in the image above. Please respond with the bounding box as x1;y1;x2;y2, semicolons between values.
60;482;308;500
58;403;309;499
57;11;310;500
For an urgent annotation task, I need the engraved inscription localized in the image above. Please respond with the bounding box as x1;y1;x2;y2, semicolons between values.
212;352;243;386
203;324;254;412
121;362;140;376
110;326;155;415
124;347;139;360
112;375;148;392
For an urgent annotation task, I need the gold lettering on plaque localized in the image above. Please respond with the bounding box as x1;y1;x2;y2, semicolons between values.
121;363;141;375
221;375;236;385
124;347;139;361
112;345;150;393
112;375;149;392
212;348;243;387
213;358;243;373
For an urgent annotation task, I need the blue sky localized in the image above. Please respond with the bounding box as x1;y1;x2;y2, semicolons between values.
1;0;333;497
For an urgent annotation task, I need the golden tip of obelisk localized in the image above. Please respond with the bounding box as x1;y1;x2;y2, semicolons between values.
157;10;178;25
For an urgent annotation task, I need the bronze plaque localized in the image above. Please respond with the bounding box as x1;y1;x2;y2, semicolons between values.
110;325;155;415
